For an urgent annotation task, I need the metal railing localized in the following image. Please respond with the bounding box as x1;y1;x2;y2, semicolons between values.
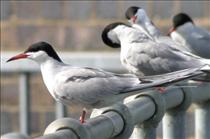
1;52;210;139
1;52;123;134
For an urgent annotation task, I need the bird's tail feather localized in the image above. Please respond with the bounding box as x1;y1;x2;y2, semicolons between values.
198;64;210;82
201;58;210;67
121;67;204;93
200;64;210;73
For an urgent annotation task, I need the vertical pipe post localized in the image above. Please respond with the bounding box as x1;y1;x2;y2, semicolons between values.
163;110;186;139
55;101;67;119
19;73;30;135
195;101;210;139
163;88;192;139
127;92;165;139
130;125;156;139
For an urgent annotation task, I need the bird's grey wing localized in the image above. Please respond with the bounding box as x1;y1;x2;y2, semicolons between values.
121;67;204;93
158;36;193;52
53;67;142;106
53;66;205;107
177;26;210;59
177;23;210;40
54;66;195;107
125;41;202;75
191;26;210;40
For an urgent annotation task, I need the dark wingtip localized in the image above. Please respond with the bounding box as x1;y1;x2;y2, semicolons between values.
6;58;12;63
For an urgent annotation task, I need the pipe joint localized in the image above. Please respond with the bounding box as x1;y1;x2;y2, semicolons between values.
101;103;134;139
44;118;91;139
170;87;192;112
135;91;166;127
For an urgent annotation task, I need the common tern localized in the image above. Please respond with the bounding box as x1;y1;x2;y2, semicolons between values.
102;22;210;77
169;13;210;59
125;6;192;52
7;42;206;122
125;6;160;40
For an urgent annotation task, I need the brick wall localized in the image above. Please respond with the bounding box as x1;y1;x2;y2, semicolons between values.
1;1;210;50
1;1;210;137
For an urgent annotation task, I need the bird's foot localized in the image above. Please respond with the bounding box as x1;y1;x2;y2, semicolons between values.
79;108;86;124
156;87;166;93
197;81;203;86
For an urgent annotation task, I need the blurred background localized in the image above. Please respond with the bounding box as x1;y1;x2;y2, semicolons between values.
1;1;210;138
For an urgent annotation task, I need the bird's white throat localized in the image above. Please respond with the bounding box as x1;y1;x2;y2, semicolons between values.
40;58;65;97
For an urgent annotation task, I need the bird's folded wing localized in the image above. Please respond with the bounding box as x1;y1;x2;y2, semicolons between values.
126;42;202;75
120;67;204;93
191;27;210;40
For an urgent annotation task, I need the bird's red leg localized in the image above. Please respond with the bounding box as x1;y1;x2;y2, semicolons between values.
79;108;86;124
197;81;203;85
156;87;166;93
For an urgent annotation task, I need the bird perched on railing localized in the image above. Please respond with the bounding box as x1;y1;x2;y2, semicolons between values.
168;13;210;59
125;6;191;53
101;7;210;80
6;42;205;123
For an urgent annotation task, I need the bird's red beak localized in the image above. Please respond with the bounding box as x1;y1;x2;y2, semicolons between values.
7;53;29;62
131;16;137;23
167;27;175;36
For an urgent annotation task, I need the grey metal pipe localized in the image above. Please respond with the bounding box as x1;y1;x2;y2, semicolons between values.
126;97;156;124
84;111;124;139
163;88;184;109
195;101;210;139
40;111;125;139
3;83;208;139
127;91;165;139
191;83;210;103
35;129;78;139
162;87;192;139
41;97;155;139
163;110;186;139
91;97;155;139
35;113;123;139
130;125;156;139
19;73;30;135
1;132;32;139
55;101;67;119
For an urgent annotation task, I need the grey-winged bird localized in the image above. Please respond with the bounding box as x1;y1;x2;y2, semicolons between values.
125;6;191;52
168;13;210;59
7;42;207;122
102;7;210;79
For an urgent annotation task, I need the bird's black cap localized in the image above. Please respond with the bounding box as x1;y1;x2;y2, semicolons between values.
125;6;141;20
101;22;127;48
173;13;194;29
25;41;62;62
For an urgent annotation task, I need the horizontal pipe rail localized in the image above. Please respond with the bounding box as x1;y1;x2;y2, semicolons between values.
35;129;77;139
1;83;210;139
33;84;209;139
